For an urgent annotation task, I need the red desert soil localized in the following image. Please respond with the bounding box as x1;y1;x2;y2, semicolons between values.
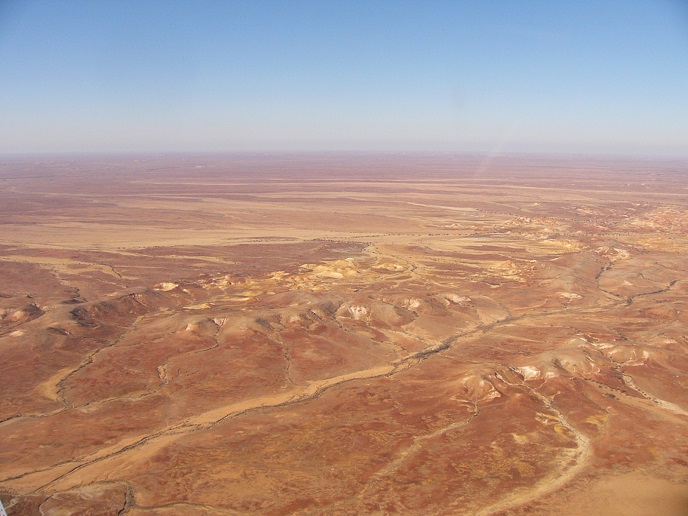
0;153;687;515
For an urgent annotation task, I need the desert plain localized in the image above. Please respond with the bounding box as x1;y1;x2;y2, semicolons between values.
0;153;687;515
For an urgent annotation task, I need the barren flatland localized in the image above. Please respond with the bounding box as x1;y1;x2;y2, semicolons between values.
0;154;687;514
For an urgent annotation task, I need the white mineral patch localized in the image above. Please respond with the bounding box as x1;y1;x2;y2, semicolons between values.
568;336;589;346
609;348;650;366
403;298;421;310
7;310;27;322
445;294;470;304
348;305;369;320
376;262;405;271
594;246;630;261
512;433;529;444
315;271;344;279
516;366;541;381
155;282;178;291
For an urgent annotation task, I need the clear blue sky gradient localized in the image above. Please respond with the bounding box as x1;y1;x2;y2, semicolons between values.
1;0;687;155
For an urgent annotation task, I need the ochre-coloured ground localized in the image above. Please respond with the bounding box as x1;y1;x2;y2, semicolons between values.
1;154;687;515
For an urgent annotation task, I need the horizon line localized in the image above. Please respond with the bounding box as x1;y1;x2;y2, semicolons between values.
1;149;687;162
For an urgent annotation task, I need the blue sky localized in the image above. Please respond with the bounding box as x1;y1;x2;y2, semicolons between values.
1;0;687;155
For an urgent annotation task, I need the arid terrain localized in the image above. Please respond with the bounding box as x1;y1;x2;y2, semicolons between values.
0;153;687;515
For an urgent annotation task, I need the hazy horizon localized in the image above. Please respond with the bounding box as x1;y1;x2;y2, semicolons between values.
1;0;687;157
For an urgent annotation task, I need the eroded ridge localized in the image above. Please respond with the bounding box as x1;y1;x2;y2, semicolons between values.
1;154;687;515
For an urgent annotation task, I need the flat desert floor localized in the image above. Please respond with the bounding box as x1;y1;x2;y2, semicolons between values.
0;153;687;515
